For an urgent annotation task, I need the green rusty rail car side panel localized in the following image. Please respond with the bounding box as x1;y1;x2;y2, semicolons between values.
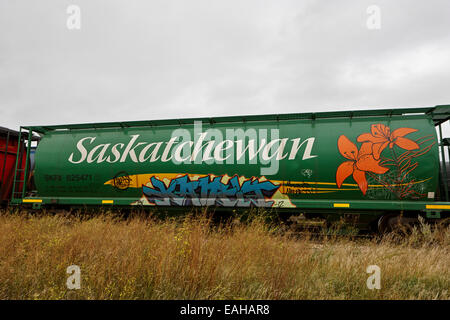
32;114;439;209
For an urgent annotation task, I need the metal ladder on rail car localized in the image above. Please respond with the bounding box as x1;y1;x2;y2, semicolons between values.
433;105;450;203
11;128;32;203
441;138;450;202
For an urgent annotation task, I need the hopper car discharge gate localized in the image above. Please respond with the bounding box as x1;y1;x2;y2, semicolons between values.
7;105;450;232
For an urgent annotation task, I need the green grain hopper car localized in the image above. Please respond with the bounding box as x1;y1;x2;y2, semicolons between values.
9;105;450;233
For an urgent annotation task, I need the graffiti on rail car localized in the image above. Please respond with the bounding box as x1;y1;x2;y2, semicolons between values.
142;174;280;207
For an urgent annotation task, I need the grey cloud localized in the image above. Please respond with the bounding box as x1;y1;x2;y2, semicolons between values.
0;0;449;133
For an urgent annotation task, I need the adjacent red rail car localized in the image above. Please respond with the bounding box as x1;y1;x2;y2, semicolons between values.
0;127;27;203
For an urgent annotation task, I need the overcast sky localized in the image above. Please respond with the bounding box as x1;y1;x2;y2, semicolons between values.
1;0;450;131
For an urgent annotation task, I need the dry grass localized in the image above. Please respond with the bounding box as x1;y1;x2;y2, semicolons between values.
0;209;448;300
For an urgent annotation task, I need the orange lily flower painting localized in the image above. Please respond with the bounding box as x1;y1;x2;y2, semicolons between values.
356;124;420;160
336;124;434;199
336;136;388;195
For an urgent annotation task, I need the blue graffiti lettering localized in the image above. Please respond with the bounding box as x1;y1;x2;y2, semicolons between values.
142;175;279;207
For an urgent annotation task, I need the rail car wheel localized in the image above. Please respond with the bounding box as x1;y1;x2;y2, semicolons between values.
377;214;418;236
